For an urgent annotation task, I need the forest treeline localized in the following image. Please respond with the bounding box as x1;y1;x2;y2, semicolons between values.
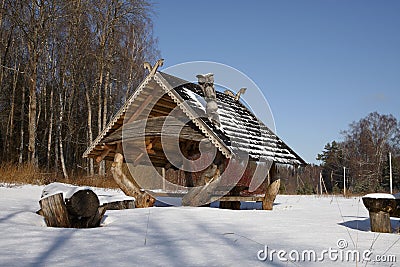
276;112;400;195
0;0;159;177
316;112;400;194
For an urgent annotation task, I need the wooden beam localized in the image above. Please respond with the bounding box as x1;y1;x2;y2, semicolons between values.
154;96;177;109
132;138;158;166
143;190;264;202
182;165;221;206
133;152;145;166
127;94;154;124
96;145;113;163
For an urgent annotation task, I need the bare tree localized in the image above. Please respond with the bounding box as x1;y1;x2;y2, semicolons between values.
0;0;158;177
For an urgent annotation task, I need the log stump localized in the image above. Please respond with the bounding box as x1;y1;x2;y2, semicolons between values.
362;196;397;233
39;183;109;228
38;183;137;228
39;193;71;228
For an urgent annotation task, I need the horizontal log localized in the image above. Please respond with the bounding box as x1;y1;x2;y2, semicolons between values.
102;199;135;210
144;190;264;202
103;116;205;144
65;189;100;218
39;183;103;228
96;145;113;163
213;196;264;202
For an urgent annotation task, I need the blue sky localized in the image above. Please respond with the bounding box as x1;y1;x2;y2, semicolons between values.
152;0;400;164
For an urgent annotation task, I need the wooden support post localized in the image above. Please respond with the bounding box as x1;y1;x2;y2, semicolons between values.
110;152;155;208
389;152;393;194
219;186;241;210
182;165;221;206
96;145;112;163
126;95;153;124
343;167;346;197
262;179;280;210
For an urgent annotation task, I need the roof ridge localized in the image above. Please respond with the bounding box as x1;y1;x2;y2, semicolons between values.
82;75;153;158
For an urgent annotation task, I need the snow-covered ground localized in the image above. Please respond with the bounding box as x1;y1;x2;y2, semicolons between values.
1;185;399;267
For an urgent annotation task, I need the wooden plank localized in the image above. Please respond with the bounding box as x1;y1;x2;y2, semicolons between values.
154;97;177;109
148;110;170;117
144;190;264;202
150;104;174;115
102;199;135;210
213;196;264;202
103;116;205;144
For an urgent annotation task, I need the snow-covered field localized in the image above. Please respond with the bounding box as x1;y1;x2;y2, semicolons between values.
1;185;399;267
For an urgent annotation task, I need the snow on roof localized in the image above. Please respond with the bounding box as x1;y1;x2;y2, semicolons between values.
159;72;306;165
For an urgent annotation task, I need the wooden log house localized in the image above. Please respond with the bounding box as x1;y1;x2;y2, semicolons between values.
83;60;306;209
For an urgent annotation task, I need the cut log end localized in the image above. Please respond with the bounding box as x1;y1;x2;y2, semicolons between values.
39;187;104;228
65;189;100;218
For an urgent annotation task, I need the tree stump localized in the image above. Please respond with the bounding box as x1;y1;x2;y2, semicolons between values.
39;193;70;228
39;183;104;228
362;196;397;233
262;179;280;210
369;211;391;233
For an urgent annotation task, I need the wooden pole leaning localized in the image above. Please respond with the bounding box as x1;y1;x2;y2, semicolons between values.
110;151;155;208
